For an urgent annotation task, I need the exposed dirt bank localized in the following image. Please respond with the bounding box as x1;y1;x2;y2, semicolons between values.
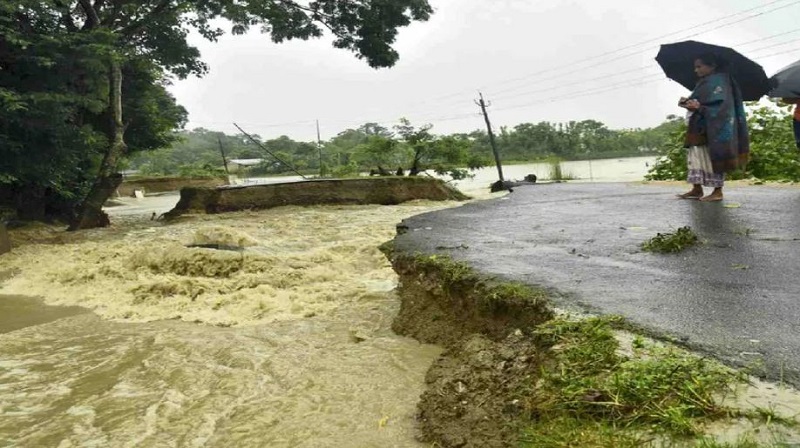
164;177;468;218
117;176;228;197
382;249;800;447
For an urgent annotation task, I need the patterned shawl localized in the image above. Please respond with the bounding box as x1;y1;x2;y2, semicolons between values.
685;72;750;173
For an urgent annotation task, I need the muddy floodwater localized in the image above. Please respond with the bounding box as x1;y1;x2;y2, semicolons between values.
0;199;477;447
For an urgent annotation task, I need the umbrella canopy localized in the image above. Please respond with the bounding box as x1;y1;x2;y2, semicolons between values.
655;40;771;101
767;59;800;98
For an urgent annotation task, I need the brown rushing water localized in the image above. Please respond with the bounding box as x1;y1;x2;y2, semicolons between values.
3;186;800;446
0;198;484;447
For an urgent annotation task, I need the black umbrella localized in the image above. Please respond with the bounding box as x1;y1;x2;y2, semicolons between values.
655;40;771;101
767;59;800;98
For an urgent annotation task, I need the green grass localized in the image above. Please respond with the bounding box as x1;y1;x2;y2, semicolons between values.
411;254;478;288
521;316;746;447
740;405;799;428
694;434;788;448
641;226;699;254
547;159;577;181
520;417;649;447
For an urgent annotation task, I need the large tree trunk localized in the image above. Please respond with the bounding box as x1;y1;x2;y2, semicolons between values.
69;57;126;231
409;148;422;176
14;184;46;222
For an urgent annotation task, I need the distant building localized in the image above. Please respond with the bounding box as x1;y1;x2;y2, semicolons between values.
120;169;140;178
227;159;264;173
228;159;264;167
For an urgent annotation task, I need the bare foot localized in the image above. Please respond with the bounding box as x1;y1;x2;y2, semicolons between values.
676;191;702;199
699;193;723;202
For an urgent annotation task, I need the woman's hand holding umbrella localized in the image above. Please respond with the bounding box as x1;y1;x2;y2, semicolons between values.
677;97;700;110
685;99;701;111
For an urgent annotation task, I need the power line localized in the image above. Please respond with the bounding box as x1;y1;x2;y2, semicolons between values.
233;122;308;178
298;7;800;129
450;26;800;109
480;48;800;118
745;36;800;55
414;26;800;115
490;67;663;102
491;75;667;114
189;118;315;128
189;38;796;136
392;1;800;111
486;33;800;104
734;27;800;47
487;22;800;100
183;14;800;135
750;46;800;59
471;0;800;95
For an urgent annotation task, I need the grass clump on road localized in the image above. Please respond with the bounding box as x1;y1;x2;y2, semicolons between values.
521;316;746;447
641;226;699;254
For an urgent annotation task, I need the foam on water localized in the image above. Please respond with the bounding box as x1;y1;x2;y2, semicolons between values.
0;203;460;327
0;200;483;446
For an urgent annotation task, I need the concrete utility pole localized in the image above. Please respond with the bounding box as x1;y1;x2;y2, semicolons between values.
475;92;505;183
316;119;324;178
218;137;230;175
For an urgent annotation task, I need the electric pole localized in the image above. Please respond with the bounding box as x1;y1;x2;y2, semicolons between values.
218;137;230;175
316;119;324;178
233;123;308;179
476;92;505;183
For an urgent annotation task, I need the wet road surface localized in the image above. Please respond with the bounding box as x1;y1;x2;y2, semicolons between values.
393;182;800;386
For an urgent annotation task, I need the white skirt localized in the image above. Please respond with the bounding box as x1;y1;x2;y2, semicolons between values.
687;146;724;188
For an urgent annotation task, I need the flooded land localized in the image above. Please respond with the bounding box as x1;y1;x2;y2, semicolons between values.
0;198;468;447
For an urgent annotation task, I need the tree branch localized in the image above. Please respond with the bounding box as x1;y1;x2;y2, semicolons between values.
100;0;123;27
275;0;336;20
78;0;101;29
52;1;79;32
272;0;345;39
119;0;179;36
14;12;35;35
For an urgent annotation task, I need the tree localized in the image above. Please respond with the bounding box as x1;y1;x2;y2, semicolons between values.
353;134;407;170
6;1;433;229
1;2;99;220
394;118;435;175
392;119;484;179
427;135;484;180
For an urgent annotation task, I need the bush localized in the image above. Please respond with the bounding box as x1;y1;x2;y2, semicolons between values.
645;124;689;181
646;104;800;182
330;162;361;178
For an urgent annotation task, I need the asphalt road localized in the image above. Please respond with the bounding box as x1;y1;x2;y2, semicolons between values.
393;182;800;386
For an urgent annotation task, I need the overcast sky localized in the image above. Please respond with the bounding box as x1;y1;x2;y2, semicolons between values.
167;0;800;142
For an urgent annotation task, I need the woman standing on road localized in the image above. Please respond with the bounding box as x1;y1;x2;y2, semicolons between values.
782;98;800;149
677;53;750;202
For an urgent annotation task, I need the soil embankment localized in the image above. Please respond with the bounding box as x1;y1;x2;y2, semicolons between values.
164;177;468;217
381;248;554;447
0;223;10;255
117;176;228;197
382;238;800;447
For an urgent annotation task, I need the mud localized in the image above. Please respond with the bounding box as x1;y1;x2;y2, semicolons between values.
117;176;228;197
0;223;10;255
417;331;542;448
384;252;553;347
381;251;554;447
